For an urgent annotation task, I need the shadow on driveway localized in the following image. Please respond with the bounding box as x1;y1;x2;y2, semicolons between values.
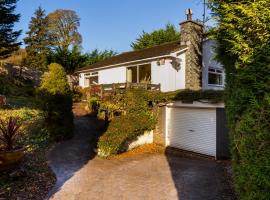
165;148;236;200
46;103;106;199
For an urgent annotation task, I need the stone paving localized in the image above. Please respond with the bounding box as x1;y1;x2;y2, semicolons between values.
46;103;234;200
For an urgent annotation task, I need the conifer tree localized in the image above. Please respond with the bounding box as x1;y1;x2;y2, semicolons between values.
24;6;49;71
0;0;21;59
131;24;180;50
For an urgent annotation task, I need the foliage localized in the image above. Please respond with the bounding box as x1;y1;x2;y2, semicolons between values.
0;107;55;200
209;1;270;199
83;49;118;66
97;112;156;157
0;76;9;95
37;63;73;140
1;49;27;66
47;9;82;52
97;90;164;157
0;74;35;97
172;89;224;103
0;0;21;59
0;117;22;150
99;89;166;117
48;45;86;74
88;96;100;114
23;6;50;71
131;23;180;50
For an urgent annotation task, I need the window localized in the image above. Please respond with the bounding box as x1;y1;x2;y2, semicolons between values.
84;72;99;86
127;64;151;83
208;68;224;86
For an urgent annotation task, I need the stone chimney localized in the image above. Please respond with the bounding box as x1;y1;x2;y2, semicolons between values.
180;9;203;90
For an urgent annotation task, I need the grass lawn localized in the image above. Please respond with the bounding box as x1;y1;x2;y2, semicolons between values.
0;96;56;200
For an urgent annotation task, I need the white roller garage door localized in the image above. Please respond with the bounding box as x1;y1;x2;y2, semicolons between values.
167;107;216;157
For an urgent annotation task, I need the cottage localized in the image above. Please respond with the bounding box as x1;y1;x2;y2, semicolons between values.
77;9;225;92
77;9;229;159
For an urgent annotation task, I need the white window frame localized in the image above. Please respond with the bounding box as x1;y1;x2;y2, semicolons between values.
126;63;152;84
208;67;224;87
84;72;99;85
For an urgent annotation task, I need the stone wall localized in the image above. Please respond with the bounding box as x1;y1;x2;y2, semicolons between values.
153;106;166;146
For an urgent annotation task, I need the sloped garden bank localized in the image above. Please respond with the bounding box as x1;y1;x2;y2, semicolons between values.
87;89;225;158
0;108;56;200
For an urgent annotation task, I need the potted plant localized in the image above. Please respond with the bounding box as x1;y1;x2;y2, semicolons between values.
0;117;25;171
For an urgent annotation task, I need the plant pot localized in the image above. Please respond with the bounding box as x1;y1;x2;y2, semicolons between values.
0;147;25;171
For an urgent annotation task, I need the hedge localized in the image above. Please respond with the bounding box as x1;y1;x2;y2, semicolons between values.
97;112;156;157
171;89;224;103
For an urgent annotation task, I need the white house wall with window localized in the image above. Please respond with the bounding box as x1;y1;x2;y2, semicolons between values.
202;39;225;90
76;11;225;92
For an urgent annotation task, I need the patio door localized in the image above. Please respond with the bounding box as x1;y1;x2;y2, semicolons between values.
127;64;151;83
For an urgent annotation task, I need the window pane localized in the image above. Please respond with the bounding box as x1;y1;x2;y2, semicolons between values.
90;76;98;84
139;64;151;83
208;73;223;85
127;67;137;83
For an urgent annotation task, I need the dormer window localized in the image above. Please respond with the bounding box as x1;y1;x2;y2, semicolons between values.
208;68;224;86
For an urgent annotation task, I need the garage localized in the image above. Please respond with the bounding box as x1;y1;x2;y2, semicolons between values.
165;101;229;159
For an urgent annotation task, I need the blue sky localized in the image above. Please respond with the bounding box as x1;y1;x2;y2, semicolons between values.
15;0;210;53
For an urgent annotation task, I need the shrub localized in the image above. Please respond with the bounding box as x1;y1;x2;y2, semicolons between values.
0;117;22;151
0;77;9;95
172;89;224;103
97;112;156;157
36;63;73;140
88;96;100;113
210;1;270;198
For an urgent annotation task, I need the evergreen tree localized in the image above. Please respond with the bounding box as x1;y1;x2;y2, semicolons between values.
131;24;180;50
209;1;270;199
24;6;49;71
84;49;117;65
0;0;21;59
48;45;86;74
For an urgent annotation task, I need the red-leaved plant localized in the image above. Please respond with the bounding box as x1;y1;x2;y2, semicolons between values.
0;117;22;151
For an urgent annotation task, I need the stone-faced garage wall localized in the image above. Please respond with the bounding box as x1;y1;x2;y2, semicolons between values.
153;106;166;146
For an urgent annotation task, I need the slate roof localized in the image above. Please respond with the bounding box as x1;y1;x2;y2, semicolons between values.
77;40;186;72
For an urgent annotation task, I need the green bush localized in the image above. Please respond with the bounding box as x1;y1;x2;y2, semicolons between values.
172;89;224;103
209;1;270;198
36;63;73;140
99;89;165;118
88;96;100;114
97;89;162;157
97;112;156;157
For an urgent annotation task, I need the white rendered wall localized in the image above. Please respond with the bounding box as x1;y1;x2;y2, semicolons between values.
202;40;225;90
79;73;85;87
99;67;126;84
151;53;186;92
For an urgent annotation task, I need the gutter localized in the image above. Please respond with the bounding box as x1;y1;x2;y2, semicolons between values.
76;48;188;73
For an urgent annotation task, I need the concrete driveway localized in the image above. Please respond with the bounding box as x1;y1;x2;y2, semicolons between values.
48;153;234;200
47;104;234;200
